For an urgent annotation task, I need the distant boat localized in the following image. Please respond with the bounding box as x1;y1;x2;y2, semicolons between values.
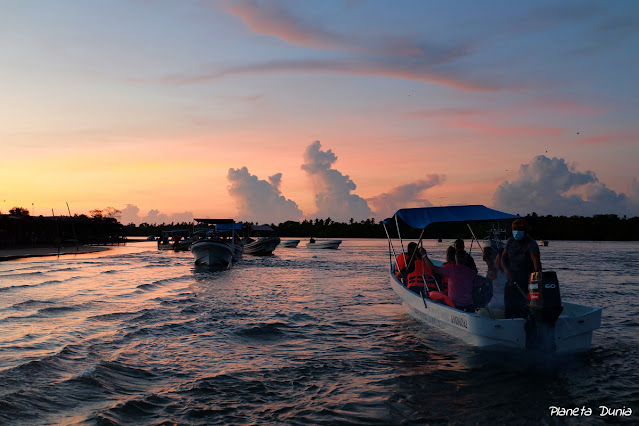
306;239;342;249
190;219;242;267
157;229;192;251
242;225;281;255
538;240;549;247
278;239;300;248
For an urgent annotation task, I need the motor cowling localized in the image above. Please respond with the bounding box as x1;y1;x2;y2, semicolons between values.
526;271;564;351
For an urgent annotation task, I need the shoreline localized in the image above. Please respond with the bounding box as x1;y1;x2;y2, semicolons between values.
0;245;112;261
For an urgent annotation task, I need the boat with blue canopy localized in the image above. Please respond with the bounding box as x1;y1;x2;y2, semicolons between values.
382;205;602;353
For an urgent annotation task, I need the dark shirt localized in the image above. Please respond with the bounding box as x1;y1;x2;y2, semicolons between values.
504;235;539;280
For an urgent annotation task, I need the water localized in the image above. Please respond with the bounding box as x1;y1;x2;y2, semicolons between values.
0;239;637;425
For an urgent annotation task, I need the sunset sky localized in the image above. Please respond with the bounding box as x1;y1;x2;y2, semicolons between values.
2;1;638;224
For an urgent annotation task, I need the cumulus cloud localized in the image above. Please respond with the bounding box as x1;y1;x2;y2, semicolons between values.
493;155;633;216
120;204;194;225
227;167;303;223
367;175;446;219
301;141;373;222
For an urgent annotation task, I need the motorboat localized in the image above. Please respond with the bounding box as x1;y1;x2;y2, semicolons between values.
306;239;342;249
382;205;602;353
278;239;300;248
242;225;281;255
190;219;242;267
157;229;192;251
538;240;549;247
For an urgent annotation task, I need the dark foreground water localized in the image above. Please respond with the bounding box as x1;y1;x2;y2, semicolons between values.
0;239;637;425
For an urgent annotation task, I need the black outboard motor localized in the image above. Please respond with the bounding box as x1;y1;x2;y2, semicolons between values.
526;271;563;351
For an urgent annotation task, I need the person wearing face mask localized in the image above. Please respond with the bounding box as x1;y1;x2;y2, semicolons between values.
500;218;542;318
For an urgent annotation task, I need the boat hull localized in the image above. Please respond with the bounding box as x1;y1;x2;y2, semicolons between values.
158;241;191;251
306;240;342;249
190;240;234;267
278;240;300;248
390;272;601;352
243;236;281;255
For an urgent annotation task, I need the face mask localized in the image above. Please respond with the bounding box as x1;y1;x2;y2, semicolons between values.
513;230;525;240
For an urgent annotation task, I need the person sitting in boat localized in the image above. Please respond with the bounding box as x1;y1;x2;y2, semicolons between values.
394;242;416;284
454;238;477;272
309;237;315;244
440;245;457;294
483;246;507;313
396;243;438;294
419;247;476;312
501;218;542;319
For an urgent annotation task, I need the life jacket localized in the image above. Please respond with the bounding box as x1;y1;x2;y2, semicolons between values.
428;291;456;308
407;259;435;290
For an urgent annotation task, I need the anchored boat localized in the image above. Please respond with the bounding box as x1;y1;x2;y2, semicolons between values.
306;239;342;249
242;225;281;255
278;239;300;248
382;205;602;353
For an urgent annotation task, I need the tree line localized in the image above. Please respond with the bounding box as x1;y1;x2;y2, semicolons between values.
2;206;639;249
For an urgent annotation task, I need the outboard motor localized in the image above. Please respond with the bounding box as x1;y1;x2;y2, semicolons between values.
526;271;563;351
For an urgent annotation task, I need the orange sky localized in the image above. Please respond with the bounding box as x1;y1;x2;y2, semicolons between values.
2;1;638;223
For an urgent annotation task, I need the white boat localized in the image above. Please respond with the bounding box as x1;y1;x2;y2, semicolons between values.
242;225;280;255
191;219;243;267
538;240;549;247
191;239;234;267
306;239;342;249
278;240;300;248
382;205;602;353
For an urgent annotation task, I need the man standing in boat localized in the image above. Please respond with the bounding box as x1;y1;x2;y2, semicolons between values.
501;218;542;318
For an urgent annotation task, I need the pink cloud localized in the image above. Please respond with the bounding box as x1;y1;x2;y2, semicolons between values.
577;130;639;145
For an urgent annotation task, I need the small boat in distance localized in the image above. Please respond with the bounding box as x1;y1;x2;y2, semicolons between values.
157;229;192;251
190;219;242;268
538;240;549;247
306;239;342;249
278;239;300;248
242;225;281;255
383;205;602;353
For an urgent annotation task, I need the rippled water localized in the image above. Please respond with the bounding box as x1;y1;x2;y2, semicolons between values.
0;239;637;425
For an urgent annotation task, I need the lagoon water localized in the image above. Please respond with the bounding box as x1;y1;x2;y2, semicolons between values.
0;239;637;425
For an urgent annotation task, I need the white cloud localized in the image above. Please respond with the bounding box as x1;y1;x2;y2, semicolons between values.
493;155;633;216
120;204;194;225
227;166;303;224
367;175;446;219
301;141;373;222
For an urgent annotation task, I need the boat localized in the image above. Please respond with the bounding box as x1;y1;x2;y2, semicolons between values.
190;219;242;267
242;225;281;255
382;205;602;353
278;239;300;248
306;239;342;249
538;240;549;247
157;229;192;251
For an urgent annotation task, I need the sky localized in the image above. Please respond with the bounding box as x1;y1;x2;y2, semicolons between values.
1;0;638;225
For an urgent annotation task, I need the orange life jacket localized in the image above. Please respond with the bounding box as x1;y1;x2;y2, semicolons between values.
428;291;456;308
407;259;428;289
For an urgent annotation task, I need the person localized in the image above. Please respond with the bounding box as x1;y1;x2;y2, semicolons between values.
483;246;507;313
440;245;457;294
394;242;417;284
454;238;477;272
419;247;476;311
500;218;542;318
309;237;315;244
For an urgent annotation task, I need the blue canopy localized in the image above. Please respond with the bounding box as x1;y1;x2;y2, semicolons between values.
216;222;243;231
383;205;518;229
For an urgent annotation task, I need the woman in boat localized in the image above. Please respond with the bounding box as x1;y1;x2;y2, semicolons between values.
501;218;542;318
419;248;476;312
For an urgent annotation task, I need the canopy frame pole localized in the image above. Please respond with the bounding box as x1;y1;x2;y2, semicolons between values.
382;221;398;271
466;223;484;256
